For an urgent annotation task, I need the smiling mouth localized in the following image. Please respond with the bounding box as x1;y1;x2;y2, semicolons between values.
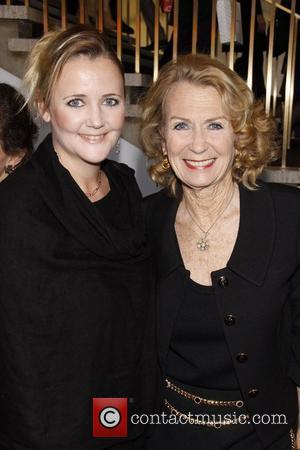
79;134;106;144
184;158;216;169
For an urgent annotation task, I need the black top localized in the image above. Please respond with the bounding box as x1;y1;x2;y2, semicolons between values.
93;181;114;215
166;268;239;389
0;134;157;450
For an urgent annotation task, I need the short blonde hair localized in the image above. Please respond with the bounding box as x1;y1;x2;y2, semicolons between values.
23;25;124;115
141;54;279;195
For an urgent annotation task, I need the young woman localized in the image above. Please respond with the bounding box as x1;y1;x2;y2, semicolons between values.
0;26;156;449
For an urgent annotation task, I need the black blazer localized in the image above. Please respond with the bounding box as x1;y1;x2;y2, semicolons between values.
0;135;157;449
144;181;300;448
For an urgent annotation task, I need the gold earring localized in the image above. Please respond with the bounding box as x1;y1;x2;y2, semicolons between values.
161;155;170;171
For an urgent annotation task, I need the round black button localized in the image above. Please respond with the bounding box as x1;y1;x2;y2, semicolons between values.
218;276;229;288
248;389;259;398
224;314;236;326
236;352;248;363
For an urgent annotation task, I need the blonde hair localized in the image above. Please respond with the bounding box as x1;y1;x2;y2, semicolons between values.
23;25;124;115
141;54;279;195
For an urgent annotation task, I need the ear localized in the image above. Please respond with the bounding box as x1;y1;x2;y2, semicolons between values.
37;101;51;123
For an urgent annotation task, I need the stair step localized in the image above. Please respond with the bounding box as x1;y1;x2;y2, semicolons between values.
262;167;300;184
0;5;60;26
0;5;44;23
7;38;153;83
124;73;152;87
8;37;37;52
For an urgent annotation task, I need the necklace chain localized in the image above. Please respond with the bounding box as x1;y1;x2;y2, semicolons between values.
84;170;102;198
185;186;236;251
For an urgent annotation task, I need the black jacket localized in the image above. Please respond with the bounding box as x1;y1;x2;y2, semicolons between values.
0;135;157;449
144;182;300;448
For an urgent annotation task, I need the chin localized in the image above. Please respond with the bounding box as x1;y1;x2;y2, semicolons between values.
182;174;215;189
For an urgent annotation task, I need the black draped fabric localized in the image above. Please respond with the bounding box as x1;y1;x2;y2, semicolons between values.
0;134;157;449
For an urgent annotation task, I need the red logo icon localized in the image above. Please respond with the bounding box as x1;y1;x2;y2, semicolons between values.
93;398;128;437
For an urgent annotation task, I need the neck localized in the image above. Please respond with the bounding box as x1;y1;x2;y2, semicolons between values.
182;175;236;227
55;150;101;194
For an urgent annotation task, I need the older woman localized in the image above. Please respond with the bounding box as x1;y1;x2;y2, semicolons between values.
0;83;37;181
0;26;156;449
141;54;299;449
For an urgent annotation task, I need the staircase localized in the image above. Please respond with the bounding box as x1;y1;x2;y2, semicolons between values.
1;1;300;186
0;2;154;147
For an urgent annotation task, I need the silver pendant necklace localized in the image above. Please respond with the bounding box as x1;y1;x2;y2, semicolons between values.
185;186;236;251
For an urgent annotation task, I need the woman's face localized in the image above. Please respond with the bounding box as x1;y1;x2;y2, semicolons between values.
41;55;125;167
163;81;235;190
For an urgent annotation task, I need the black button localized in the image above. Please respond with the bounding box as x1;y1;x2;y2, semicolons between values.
224;314;236;326
218;276;228;288
248;389;259;398
236;352;248;363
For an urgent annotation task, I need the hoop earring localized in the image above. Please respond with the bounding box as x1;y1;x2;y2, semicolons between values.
4;164;16;175
161;155;170;171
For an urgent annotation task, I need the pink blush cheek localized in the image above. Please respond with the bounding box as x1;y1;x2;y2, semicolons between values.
105;108;125;131
50;107;82;132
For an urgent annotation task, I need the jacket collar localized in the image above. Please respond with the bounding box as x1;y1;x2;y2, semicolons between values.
156;182;275;286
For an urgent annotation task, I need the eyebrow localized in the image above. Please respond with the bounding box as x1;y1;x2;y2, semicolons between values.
63;93;123;100
204;115;227;123
169;115;227;122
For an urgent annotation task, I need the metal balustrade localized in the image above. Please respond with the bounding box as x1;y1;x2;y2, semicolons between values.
2;0;299;169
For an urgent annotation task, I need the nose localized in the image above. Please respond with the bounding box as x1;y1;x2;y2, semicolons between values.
190;127;207;153
87;104;104;129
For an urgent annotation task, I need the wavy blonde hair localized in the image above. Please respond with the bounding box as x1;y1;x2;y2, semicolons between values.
140;54;279;194
23;25;124;115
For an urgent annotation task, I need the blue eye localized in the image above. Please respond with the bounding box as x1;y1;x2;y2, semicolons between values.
209;122;223;130
103;97;119;107
67;98;84;108
174;122;188;130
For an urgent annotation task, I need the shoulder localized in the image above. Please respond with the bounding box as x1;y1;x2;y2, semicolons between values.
143;188;178;233
104;159;135;179
143;188;174;209
143;188;172;218
243;181;300;233
104;159;141;195
0;161;41;244
0;160;38;209
258;180;300;208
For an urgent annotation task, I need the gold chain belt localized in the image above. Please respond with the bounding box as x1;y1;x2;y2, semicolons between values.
164;398;249;428
290;429;297;450
165;378;244;408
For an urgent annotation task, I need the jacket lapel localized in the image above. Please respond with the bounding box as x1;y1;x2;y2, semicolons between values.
227;183;276;286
